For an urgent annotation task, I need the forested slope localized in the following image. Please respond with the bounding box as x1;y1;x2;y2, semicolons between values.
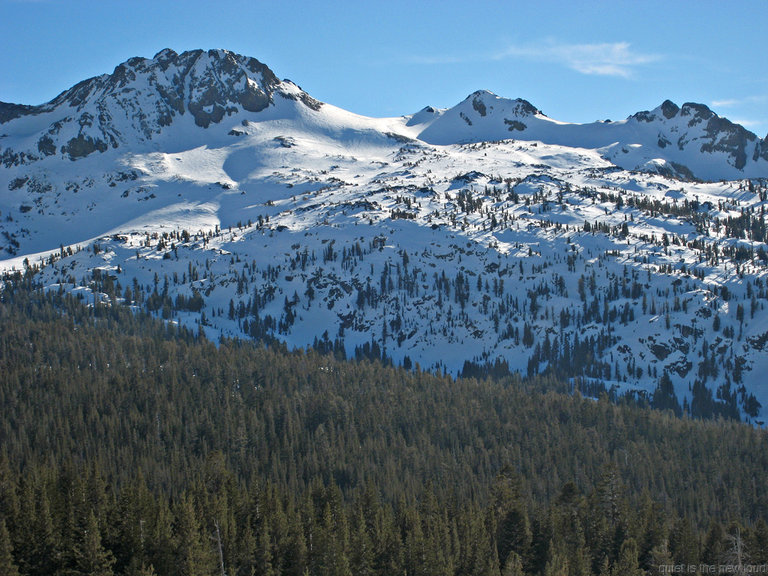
1;275;767;575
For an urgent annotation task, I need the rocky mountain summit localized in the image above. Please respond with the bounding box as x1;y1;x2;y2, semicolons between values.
0;48;321;164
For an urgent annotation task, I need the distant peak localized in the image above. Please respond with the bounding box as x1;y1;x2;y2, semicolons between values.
153;48;178;60
680;101;714;117
0;48;327;162
467;89;497;99
461;90;541;118
511;97;541;117
660;100;679;119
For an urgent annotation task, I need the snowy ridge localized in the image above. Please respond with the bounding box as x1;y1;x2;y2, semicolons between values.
411;91;768;181
2;49;768;423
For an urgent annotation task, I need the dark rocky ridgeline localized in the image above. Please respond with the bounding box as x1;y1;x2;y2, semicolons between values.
0;48;322;165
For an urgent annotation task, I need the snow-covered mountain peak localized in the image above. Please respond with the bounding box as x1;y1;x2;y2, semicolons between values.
621;99;768;175
415;90;552;145
464;89;542;118
0;49;322;165
405;105;444;127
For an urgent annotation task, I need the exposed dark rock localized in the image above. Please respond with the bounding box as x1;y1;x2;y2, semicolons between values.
668;359;692;377
8;176;28;190
513;99;539;116
670;162;697;181
273;136;296;148
472;96;487;117
62;135;108;160
634;100;679;123
650;342;671;360
505;119;527;131
661;100;679;119
385;132;415;144
700;115;756;170
632;109;656;123
754;138;768;163
37;136;56;156
651;161;697;181
453;171;485;183
0;102;36;124
680;102;715;124
300;92;323;111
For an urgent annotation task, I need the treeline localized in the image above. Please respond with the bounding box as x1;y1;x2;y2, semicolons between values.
1;275;768;574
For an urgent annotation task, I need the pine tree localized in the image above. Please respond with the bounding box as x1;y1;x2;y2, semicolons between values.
543;549;568;576
281;508;308;576
0;518;20;576
29;486;59;576
669;516;698;566
72;510;116;576
648;541;675;575
124;560;159;576
254;519;275;576
0;455;19;536
749;519;768;565
173;494;217;576
145;499;175;576
611;537;641;576
651;372;682;416
500;551;524;576
597;555;612;576
702;521;727;566
111;471;155;574
349;505;374;576
491;468;531;568
372;505;403;576
403;508;427;576
320;501;352;576
130;564;158;576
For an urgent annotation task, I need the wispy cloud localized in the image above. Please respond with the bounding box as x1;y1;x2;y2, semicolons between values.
712;98;740;108
407;39;659;79
711;95;766;108
497;41;659;78
730;118;761;128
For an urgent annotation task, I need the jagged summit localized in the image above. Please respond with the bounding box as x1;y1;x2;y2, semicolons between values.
414;89;553;145
0;49;322;164
464;89;542;118
406;90;542;131
629;99;768;171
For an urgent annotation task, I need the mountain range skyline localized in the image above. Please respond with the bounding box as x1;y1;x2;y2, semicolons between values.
2;48;765;183
2;0;766;136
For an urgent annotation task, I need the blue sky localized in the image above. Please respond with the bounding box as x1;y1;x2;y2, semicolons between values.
2;0;767;136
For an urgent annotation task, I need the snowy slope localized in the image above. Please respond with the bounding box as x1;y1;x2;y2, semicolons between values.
2;49;768;423
412;91;768;181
